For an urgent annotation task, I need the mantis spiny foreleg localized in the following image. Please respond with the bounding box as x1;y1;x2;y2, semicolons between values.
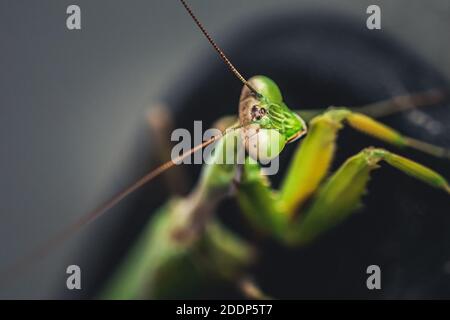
280;108;449;215
287;147;449;245
236;108;449;244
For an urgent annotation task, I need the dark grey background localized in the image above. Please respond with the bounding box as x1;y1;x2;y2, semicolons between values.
0;0;449;298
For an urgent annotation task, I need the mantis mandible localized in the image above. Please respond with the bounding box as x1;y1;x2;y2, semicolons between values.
3;0;449;299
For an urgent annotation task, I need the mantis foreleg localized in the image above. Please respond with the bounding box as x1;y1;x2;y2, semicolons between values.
287;147;449;245
236;109;449;244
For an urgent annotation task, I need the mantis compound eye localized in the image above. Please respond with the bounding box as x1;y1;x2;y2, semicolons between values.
251;105;267;121
242;127;286;163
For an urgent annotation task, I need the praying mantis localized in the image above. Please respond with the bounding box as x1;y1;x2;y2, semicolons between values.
3;1;450;299
98;1;450;299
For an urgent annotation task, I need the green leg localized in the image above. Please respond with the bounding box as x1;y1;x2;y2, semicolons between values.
101;200;254;299
286;147;450;245
236;109;449;242
236;110;351;237
280;108;449;216
235;160;286;237
101;128;254;299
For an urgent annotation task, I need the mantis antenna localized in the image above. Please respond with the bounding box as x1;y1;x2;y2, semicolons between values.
1;0;254;278
179;0;262;98
0;129;231;280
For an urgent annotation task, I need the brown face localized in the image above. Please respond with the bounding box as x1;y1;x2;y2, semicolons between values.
238;79;261;127
238;80;264;157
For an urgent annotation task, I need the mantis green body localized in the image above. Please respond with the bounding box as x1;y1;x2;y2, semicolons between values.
1;0;448;298
102;76;450;299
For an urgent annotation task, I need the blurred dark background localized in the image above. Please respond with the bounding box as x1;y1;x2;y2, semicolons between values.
0;0;449;299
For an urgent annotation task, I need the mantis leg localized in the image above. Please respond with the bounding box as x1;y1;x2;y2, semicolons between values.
296;87;446;122
101;200;254;299
101;128;254;299
237;145;448;245
286;147;450;245
235;160;286;236
279;108;449;216
236;108;449;240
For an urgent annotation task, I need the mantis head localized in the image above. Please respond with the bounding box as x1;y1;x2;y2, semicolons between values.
178;0;306;163
239;75;307;162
